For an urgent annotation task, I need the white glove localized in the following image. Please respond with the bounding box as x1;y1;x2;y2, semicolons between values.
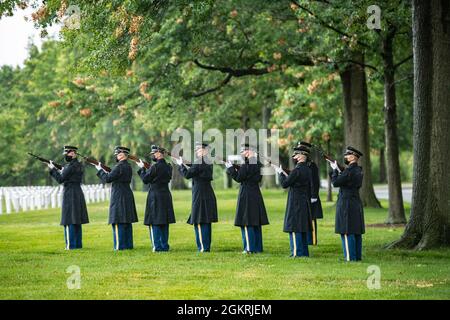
137;159;145;168
329;160;338;171
224;161;233;169
47;160;55;170
275;165;284;174
175;157;183;166
95;162;103;171
311;198;318;203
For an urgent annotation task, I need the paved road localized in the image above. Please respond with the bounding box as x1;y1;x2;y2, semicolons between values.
373;184;412;203
321;180;412;203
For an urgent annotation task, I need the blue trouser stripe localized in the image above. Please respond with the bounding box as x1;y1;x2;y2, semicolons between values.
112;223;134;250
194;223;212;252
289;232;309;257
240;226;263;253
150;225;170;251
341;234;362;261
64;224;82;250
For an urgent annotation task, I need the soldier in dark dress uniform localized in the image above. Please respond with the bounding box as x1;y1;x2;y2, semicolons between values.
177;142;218;252
137;145;175;252
94;146;138;250
329;146;365;261
298;141;323;246
48;146;89;250
225;144;269;254
276;145;313;257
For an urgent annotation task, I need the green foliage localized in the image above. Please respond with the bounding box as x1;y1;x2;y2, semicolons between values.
0;66;27;180
272;66;343;154
0;0;414;185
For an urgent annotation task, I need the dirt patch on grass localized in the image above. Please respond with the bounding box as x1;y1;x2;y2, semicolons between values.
367;223;406;228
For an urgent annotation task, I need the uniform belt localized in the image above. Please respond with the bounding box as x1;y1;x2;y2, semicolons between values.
150;184;170;191
193;180;212;184
290;186;308;191
340;191;360;197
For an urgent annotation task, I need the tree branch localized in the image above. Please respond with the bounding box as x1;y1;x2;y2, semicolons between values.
337;59;379;72
187;56;271;98
193;59;270;76
188;73;233;98
290;0;371;49
393;54;413;70
391;73;413;88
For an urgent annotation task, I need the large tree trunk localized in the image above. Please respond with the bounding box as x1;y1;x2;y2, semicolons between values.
379;147;387;183
382;29;406;223
339;52;381;208
418;0;450;248
388;0;450;249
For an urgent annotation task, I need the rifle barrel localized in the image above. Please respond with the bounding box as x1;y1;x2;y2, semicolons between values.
310;144;345;172
78;154;112;172
166;151;191;168
258;154;290;175
215;156;241;170
28;152;63;170
128;155;151;169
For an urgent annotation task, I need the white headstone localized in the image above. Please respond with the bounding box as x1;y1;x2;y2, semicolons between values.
51;192;57;208
5;192;11;214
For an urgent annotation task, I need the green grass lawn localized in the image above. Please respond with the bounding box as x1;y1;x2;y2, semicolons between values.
0;188;449;299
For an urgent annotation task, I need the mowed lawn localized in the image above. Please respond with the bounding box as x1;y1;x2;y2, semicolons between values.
0;188;449;300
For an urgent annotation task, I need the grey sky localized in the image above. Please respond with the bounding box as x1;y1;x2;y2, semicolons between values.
0;6;61;68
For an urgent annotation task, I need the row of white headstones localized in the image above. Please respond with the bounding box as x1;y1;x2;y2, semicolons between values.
0;184;111;215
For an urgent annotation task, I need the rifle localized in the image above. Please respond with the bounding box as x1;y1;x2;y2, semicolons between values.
254;153;291;176
218;155;287;176
78;154;112;173
28;152;63;171
214;156;241;170
166;151;191;169
128;155;151;169
311;144;345;172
